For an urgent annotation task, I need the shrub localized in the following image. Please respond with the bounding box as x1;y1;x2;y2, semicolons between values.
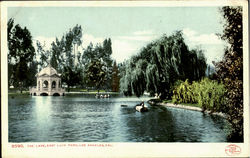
172;79;196;104
172;78;226;112
193;78;226;112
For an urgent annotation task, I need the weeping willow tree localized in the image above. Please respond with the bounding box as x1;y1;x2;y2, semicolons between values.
119;62;133;96
120;31;207;99
131;59;147;97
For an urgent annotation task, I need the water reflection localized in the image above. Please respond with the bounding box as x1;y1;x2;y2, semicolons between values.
34;96;53;141
8;95;231;142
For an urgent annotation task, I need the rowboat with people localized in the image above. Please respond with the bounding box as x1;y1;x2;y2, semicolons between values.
95;93;110;98
135;102;149;112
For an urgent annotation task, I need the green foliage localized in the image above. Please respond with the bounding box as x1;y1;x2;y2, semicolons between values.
36;41;49;69
82;38;113;90
7;18;37;92
47;25;83;90
84;60;106;92
215;6;243;141
119;63;132;96
7;20;114;92
172;78;226;112
193;78;226;112
131;59;147;97
172;79;195;104
120;31;207;98
50;37;66;71
111;61;120;92
61;66;82;92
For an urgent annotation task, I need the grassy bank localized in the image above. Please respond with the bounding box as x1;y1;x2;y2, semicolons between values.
149;99;201;109
162;99;201;108
148;99;227;118
8;91;30;96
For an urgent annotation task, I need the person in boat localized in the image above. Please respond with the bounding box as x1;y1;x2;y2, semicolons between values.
141;101;147;111
135;101;148;112
141;102;145;108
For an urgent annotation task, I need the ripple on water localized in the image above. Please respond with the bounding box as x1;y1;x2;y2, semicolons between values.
8;95;232;142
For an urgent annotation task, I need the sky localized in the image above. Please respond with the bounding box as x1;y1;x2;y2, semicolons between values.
8;7;226;65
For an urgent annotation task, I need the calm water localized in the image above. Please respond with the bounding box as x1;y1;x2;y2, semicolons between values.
8;95;231;142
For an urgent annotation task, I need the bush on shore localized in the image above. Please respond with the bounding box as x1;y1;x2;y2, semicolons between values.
172;78;226;112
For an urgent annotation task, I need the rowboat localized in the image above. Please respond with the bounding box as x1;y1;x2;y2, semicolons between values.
135;104;149;112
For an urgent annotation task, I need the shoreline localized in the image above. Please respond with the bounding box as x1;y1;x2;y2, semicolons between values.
8;91;120;95
148;100;227;118
65;91;120;94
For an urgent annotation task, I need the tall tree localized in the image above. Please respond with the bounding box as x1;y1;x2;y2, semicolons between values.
7;18;36;92
102;38;113;90
26;60;39;87
72;25;82;65
131;59;147;97
82;42;94;65
36;41;49;70
84;59;106;92
50;37;65;71
49;25;83;90
111;61;120;92
120;31;207;99
82;38;113;90
61;66;82;92
119;62;133;96
215;6;243;142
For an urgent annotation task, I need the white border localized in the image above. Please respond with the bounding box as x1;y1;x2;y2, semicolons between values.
1;1;249;157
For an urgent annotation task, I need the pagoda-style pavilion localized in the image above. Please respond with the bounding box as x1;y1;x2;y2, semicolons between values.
29;65;65;96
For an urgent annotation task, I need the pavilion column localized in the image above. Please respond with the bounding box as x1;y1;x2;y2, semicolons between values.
48;79;51;92
40;80;42;91
37;79;40;91
59;79;61;89
37;78;39;91
56;79;59;90
57;79;60;90
41;79;43;91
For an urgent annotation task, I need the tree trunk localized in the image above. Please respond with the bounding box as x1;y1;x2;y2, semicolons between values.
20;82;23;93
67;85;70;92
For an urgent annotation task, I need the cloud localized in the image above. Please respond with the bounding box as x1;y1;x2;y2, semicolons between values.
202;45;225;65
33;36;56;51
112;30;158;62
182;28;226;65
182;28;196;37
82;34;105;49
111;39;140;63
183;28;223;45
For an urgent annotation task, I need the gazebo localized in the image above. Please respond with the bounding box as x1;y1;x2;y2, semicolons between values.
29;65;65;96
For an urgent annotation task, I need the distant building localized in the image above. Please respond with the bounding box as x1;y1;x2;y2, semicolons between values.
29;65;65;96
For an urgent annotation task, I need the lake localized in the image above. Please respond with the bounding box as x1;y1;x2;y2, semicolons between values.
8;94;232;142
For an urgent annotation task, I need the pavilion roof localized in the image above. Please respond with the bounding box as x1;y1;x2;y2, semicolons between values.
37;65;61;77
